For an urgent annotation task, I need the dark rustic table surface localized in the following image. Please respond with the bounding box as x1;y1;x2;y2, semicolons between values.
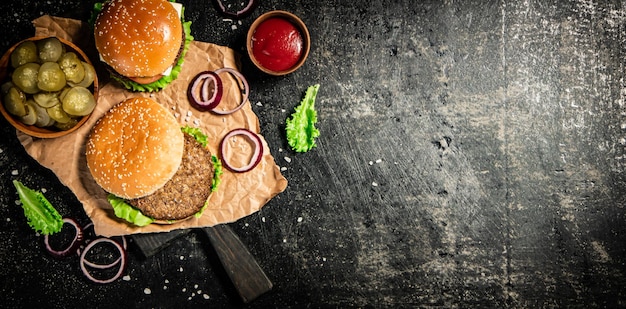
1;0;625;308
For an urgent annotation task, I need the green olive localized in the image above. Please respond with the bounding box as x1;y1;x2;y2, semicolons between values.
3;86;27;117
20;101;37;125
62;86;95;116
57;52;84;84
10;41;38;68
47;103;71;123
12;62;40;94
54;117;78;131
37;62;66;92
33;91;61;108
68;61;96;88
37;37;65;63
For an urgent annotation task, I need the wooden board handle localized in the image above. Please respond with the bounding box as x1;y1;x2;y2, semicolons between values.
203;224;273;303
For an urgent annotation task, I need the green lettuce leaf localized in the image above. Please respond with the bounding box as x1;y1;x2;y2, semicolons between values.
286;84;321;152
181;126;208;147
107;194;155;227
13;180;63;235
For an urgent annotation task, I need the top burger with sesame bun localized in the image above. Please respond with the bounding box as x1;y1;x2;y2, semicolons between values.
93;0;193;92
86;97;222;226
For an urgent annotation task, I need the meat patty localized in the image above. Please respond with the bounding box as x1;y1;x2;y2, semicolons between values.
129;133;215;220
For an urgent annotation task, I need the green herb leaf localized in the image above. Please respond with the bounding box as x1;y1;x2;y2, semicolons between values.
286;84;321;152
107;194;155;227
12;180;63;235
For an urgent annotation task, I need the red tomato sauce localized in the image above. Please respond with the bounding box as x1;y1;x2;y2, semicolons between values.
252;17;303;72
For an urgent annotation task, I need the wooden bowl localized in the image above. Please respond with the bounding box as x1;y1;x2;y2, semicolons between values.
0;36;98;138
246;10;310;76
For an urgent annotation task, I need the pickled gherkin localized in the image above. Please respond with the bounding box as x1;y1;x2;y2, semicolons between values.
3;37;96;131
10;41;38;68
68;62;96;88
12;63;40;94
38;62;66;92
33;92;61;108
46;104;71;124
37;37;64;62
3;86;27;117
21;102;37;125
57;52;84;84
62;86;96;116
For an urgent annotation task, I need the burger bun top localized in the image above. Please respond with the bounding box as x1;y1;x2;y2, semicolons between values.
94;0;183;78
86;97;184;199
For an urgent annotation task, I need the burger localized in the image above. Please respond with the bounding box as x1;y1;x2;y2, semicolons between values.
93;0;193;92
86;97;222;226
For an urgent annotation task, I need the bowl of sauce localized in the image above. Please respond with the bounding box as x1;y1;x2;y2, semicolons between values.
247;10;310;76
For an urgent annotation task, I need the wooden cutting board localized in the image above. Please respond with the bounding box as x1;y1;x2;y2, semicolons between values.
131;225;272;303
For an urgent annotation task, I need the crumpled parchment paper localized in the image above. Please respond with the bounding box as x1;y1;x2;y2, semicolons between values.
17;15;287;237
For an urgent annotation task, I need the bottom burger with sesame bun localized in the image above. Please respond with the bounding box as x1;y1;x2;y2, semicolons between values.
85;97;222;226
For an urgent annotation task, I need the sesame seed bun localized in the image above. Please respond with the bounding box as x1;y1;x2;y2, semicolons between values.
94;0;183;79
86;97;184;200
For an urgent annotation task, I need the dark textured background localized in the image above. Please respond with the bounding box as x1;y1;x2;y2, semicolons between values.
1;0;625;308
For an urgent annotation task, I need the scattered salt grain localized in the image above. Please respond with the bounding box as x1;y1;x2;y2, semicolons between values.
144;288;152;295
180;255;185;260
283;239;287;243
179;267;184;272
372;182;379;187
281;109;286;113
203;294;210;299
11;170;18;175
165;279;169;283
182;288;187;292
262;217;266;223
14;200;21;206
0;148;3;153
163;285;168;290
231;24;237;30
375;159;383;164
284;156;291;163
122;275;131;281
280;166;287;171
6;218;11;222
41;188;47;193
297;217;303;223
194;284;198;289
256;102;263;106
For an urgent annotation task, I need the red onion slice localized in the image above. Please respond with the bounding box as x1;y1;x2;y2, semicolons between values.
220;128;264;172
212;68;249;115
188;71;223;111
214;0;258;19
79;238;127;284
44;218;83;258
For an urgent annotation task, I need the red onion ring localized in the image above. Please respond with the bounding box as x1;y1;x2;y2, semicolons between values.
212;68;249;115
220;128;264;172
214;0;258;19
44;218;83;258
188;71;223;111
79;238;127;284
